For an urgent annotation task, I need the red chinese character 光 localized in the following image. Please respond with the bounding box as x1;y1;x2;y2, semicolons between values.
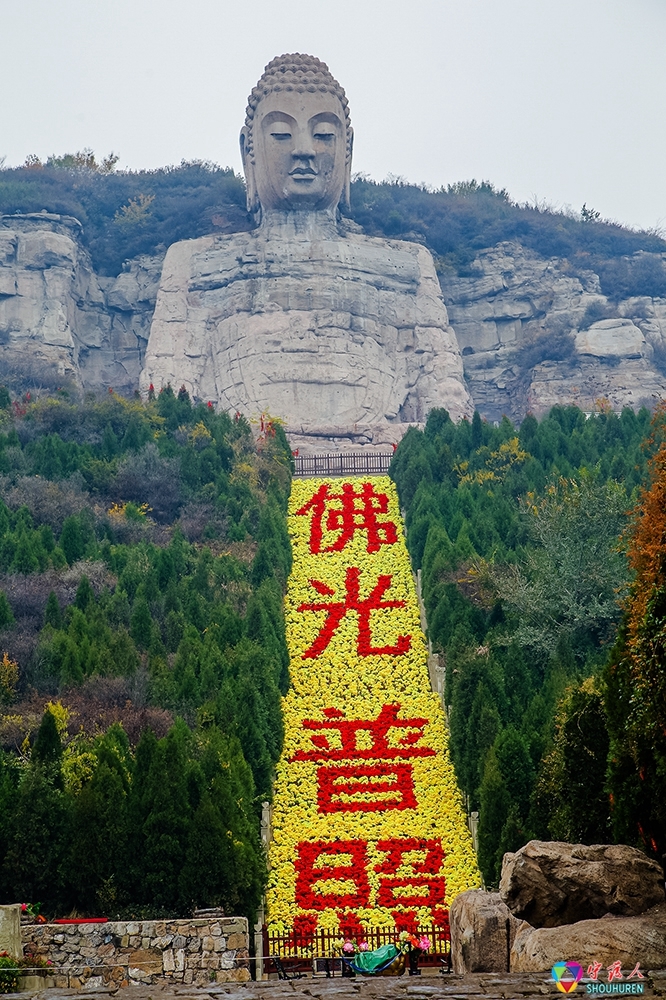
317;762;418;813
296;482;398;554
295;840;370;910
291;703;435;762
374;837;447;908
297;566;411;658
587;962;603;981
627;964;644;980
607;961;624;982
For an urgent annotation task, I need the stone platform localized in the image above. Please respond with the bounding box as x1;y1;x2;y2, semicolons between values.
5;969;666;1000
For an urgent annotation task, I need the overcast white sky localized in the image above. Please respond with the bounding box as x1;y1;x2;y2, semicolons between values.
2;0;665;232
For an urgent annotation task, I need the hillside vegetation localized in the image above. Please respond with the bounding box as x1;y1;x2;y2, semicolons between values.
0;387;292;919
390;404;659;884
1;156;665;296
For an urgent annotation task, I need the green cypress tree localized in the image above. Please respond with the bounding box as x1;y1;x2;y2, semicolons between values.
75;575;94;611
0;591;14;631
11;529;39;573
60;516;85;565
44;591;63;629
178;793;230;910
67;759;129;912
1;766;70;913
130;595;153;651
141;727;191;908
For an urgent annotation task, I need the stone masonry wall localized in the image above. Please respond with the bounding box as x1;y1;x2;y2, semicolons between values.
21;917;250;988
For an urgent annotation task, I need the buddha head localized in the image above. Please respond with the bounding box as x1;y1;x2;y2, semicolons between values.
240;53;354;216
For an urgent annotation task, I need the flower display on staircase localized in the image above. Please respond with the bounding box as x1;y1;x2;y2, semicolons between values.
266;476;480;939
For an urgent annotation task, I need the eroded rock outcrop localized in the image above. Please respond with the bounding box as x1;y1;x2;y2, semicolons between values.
449;890;524;974
0;213;161;393
511;903;666;972
440;242;666;421
499;841;665;928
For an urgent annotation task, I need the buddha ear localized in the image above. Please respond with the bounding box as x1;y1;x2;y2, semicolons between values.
240;128;259;215
341;127;354;212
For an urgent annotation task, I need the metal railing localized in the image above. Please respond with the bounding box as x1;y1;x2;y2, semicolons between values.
262;922;450;975
293;452;394;478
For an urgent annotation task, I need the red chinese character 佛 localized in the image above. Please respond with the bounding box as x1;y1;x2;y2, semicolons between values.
296;481;398;554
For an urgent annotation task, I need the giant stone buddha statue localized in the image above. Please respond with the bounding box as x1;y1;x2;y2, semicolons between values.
140;54;472;446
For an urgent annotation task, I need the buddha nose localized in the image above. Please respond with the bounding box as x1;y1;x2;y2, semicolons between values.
292;145;316;160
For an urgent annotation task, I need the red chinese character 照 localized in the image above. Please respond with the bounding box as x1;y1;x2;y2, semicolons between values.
294;837;447;914
374;837;447;908
607;961;624;982
296;482;398;554
292;704;435;762
627;964;644;981
295;840;371;910
297;566;411;658
587;962;603;981
317;762;418;813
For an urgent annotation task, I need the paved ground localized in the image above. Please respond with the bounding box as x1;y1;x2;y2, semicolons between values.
5;970;666;1000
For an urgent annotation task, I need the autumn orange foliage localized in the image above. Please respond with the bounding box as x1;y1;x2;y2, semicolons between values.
625;405;666;643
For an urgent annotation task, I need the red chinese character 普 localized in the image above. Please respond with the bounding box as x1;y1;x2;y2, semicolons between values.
295;840;370;910
607;961;624;982
587;962;603;981
317;762;418;813
292;703;435;762
296;482;398;554
297;566;411;658
627;964;644;981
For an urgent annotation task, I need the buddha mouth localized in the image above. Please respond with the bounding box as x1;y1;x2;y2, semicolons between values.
289;168;318;181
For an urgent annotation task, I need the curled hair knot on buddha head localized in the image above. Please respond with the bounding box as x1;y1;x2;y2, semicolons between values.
240;53;354;216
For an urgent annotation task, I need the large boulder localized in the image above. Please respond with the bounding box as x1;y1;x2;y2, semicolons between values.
0;904;21;959
500;841;665;928
511;903;666;972
449;890;525;974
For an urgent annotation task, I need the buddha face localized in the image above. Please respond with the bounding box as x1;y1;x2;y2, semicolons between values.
241;89;352;214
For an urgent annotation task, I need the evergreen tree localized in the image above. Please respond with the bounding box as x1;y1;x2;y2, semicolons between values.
141;726;191;908
0;591;14;631
44;591;63;629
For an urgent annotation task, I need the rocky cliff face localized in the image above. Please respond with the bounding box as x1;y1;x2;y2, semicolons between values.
0;214;162;393
440;242;666;421
3;214;666;425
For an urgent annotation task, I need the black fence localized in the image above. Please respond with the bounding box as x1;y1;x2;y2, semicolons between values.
262;922;451;975
293;452;394;478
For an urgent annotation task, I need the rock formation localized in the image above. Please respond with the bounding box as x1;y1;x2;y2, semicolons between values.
6;208;666;437
449;890;523;974
139;54;472;448
499;840;665;928
510;903;666;972
0;213;161;393
441;242;666;421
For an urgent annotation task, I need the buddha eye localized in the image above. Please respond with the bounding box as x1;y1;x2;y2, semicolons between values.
313;130;335;141
270;128;292;140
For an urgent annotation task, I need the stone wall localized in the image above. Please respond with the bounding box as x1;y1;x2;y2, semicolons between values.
21;917;250;988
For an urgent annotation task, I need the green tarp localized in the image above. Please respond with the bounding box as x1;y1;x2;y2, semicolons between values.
349;942;399;974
